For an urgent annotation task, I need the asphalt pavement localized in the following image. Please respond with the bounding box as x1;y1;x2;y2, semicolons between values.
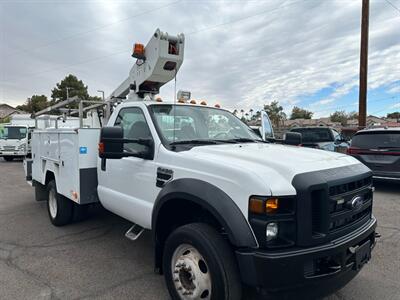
0;158;399;300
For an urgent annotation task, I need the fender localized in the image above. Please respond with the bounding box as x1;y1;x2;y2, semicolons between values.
152;178;258;248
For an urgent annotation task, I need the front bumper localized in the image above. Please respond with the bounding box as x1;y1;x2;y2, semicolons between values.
0;151;26;157
373;171;400;180
236;216;377;299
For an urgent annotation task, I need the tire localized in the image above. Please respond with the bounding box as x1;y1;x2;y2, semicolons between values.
47;180;73;226
3;156;13;161
163;223;242;300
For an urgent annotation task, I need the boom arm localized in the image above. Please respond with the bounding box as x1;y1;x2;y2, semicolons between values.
110;29;185;101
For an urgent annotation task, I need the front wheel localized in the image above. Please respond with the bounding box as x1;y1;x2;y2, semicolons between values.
163;223;242;300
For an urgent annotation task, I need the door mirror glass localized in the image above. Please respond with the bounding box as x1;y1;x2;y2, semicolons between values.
99;126;124;159
284;132;302;146
261;111;274;140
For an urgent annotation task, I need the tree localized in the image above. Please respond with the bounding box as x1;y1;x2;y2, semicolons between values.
290;106;313;120
240;109;244;118
347;111;358;120
264;101;286;128
387;112;400;119
330;110;348;126
16;95;49;113
51;74;89;103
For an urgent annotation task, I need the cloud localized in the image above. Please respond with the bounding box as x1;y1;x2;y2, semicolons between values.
0;0;399;117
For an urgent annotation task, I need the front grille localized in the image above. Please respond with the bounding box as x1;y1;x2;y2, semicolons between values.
3;146;16;151
329;177;372;197
311;175;373;240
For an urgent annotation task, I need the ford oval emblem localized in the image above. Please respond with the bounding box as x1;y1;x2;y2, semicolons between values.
350;195;363;210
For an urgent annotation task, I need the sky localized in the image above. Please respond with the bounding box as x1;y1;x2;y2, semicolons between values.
0;0;399;118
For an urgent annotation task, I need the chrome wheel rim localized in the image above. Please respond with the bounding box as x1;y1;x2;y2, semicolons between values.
48;189;57;219
171;244;211;299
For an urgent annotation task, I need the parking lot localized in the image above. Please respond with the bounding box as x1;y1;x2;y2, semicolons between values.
0;159;399;300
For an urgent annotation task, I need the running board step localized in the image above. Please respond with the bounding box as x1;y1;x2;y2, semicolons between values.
125;224;145;241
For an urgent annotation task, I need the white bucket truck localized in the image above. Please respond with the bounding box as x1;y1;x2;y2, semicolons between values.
25;29;377;299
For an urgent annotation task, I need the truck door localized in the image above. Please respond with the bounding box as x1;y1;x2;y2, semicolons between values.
97;106;158;229
260;111;275;140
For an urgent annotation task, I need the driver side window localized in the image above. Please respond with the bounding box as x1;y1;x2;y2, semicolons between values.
114;107;152;153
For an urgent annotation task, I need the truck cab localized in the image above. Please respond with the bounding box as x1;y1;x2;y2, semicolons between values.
0;124;31;160
96;101;377;299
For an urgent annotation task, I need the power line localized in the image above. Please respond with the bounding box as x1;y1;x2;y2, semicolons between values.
5;0;305;80
384;0;400;14
3;0;181;59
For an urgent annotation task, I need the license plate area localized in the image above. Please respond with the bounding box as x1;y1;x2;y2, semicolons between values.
351;240;371;270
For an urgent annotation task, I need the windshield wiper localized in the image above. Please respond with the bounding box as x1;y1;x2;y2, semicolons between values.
170;139;219;146
225;138;261;143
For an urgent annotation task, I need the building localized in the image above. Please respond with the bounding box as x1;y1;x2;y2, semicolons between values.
0;103;23;122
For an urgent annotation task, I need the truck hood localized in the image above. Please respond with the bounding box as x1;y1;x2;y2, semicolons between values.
183;142;360;195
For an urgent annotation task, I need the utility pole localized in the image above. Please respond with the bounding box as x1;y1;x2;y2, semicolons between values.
358;0;369;128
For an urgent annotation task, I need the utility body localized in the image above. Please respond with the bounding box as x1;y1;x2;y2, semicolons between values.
25;29;377;299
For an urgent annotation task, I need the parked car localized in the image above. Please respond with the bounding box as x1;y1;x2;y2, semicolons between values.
290;126;348;152
348;127;400;180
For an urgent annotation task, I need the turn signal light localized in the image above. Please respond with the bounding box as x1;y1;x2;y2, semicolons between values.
266;198;279;213
249;198;264;214
249;197;280;214
98;142;104;155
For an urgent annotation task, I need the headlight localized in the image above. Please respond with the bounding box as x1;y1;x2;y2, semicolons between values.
248;196;296;248
266;222;278;241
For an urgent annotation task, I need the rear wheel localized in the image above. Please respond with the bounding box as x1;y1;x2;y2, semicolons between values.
3;156;13;161
47;180;73;226
163;223;242;300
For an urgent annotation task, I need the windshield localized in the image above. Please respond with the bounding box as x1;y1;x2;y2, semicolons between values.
291;127;333;143
0;126;27;140
351;131;400;149
149;105;261;145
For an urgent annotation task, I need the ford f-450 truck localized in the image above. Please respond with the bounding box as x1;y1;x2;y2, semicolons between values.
25;29;377;299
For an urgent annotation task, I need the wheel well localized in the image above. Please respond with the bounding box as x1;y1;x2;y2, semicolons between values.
154;199;227;273
45;171;55;185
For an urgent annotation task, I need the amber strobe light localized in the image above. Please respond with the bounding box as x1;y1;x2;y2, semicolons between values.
98;142;104;155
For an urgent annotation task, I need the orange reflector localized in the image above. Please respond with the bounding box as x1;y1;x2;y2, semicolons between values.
214;103;221;108
190;100;197;104
98;142;104;155
72;191;78;200
156;97;162;102
266;198;279;213
133;43;145;56
249;198;264;214
200;101;207;105
178;99;185;103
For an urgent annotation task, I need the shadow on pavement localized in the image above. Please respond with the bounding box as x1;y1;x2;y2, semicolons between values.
373;178;400;194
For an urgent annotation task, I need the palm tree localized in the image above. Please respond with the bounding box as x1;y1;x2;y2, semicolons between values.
264;101;286;128
240;109;244;118
249;108;253;119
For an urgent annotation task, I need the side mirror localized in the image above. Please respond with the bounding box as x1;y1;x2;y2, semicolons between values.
99;126;154;160
99;126;124;159
284;132;302;146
